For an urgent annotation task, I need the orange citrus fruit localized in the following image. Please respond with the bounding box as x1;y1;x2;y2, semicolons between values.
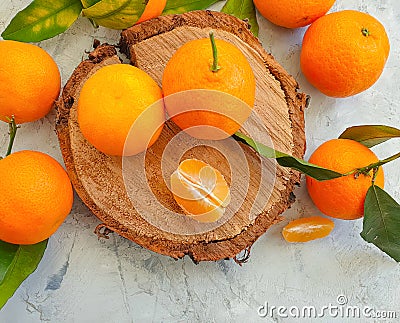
253;0;336;28
282;216;335;242
170;159;231;223
0;151;73;245
0;40;61;124
306;139;384;220
78;64;164;156
162;32;255;140
300;10;390;97
136;0;167;24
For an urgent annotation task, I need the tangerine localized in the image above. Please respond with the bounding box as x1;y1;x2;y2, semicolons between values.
300;10;390;97
0;151;73;245
136;0;167;24
162;32;255;140
282;216;335;243
77;64;164;156
0;40;61;124
170;159;231;223
253;0;336;28
306;139;384;220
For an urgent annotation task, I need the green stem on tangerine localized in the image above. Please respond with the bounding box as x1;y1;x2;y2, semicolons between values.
372;167;380;184
345;151;400;178
5;116;18;157
209;30;221;73
362;28;370;37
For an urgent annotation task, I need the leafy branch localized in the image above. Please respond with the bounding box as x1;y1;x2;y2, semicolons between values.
1;0;231;42
340;125;400;262
345;151;400;178
235;125;400;262
233;132;344;181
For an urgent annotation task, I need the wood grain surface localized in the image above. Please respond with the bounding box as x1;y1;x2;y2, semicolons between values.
56;11;306;262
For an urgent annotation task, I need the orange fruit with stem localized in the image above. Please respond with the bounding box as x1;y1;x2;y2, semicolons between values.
300;10;390;97
136;0;167;24
253;0;336;29
78;64;164;156
0;150;73;245
162;31;255;140
282;216;335;243
306;139;384;220
0;40;61;124
170;159;231;223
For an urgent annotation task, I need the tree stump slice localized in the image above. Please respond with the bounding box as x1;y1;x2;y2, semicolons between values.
56;11;306;262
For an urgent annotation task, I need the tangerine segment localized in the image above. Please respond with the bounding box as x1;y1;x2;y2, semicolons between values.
306;139;384;220
282;216;335;243
170;159;231;223
136;0;167;24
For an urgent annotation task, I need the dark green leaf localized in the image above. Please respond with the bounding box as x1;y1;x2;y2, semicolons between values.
163;0;220;15
1;0;83;42
233;132;343;181
82;0;146;29
339;125;400;148
361;185;400;262
221;0;259;36
0;240;48;309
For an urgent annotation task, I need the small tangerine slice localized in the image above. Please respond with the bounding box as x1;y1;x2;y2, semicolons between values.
170;159;230;223
282;216;334;243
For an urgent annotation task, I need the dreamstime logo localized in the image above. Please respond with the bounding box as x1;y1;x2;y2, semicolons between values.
121;89;278;235
257;295;398;319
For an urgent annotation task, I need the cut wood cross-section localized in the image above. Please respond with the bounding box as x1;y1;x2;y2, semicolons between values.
56;11;307;262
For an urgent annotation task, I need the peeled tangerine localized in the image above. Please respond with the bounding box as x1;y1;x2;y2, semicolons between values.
282;216;335;243
170;159;231;223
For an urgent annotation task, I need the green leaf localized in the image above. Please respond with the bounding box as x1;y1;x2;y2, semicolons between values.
81;0;101;8
1;0;83;42
221;0;259;36
82;0;146;29
0;240;47;309
361;185;400;262
339;125;400;148
0;242;19;284
163;0;220;15
233;132;343;181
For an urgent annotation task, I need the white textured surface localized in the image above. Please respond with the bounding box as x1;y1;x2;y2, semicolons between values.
1;0;400;322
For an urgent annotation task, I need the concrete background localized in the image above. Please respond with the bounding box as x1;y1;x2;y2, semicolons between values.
0;0;399;322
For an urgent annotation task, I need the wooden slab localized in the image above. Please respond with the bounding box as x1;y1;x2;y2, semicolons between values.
56;11;306;262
